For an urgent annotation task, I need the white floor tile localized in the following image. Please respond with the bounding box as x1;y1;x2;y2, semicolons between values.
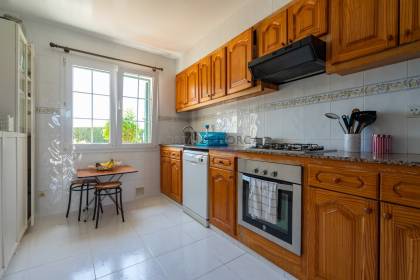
226;254;290;280
97;259;168;280
142;224;196;257
195;234;245;263
156;240;223;280
197;265;241;280
180;221;214;241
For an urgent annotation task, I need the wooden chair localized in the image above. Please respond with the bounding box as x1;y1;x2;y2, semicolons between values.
65;178;98;221
92;181;125;228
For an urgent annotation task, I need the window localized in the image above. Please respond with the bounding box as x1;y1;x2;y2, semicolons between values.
72;66;111;144
121;72;153;144
67;58;157;149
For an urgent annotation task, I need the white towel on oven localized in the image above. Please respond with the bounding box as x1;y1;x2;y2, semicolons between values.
261;180;278;224
248;177;262;219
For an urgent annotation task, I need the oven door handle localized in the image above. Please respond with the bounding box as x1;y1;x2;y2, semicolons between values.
241;174;294;192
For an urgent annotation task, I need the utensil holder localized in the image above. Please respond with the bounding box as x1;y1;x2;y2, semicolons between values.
344;134;361;152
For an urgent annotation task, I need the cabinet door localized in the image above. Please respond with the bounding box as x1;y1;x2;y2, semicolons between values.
2;136;17;266
185;64;199;106
198;56;212;103
287;0;327;43
176;72;187;111
381;202;420;280
258;9;287;57
227;29;253;94
170;159;182;203
330;0;398;64
308;188;378;280
160;156;171;196
400;0;420;45
16;136;27;240
209;167;236;236
211;47;227;99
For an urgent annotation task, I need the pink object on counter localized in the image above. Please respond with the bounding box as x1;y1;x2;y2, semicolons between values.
372;134;392;154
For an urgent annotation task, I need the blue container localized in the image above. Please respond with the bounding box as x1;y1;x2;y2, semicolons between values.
196;132;228;147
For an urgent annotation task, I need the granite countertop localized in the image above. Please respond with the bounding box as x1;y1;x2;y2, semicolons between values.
160;144;420;167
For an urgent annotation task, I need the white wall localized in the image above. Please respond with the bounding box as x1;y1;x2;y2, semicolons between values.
179;0;420;154
19;18;189;217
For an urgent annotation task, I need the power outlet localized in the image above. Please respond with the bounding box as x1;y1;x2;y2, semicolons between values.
408;105;420;118
135;187;145;197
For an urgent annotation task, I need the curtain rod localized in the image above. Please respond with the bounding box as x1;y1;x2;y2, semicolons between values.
49;42;163;72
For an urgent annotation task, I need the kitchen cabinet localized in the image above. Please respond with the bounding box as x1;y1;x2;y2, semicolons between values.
160;147;182;204
381;202;420;280
185;64;199;106
198;56;212;103
169;158;182;203
307;187;378;280
329;0;398;65
210;47;227;100
287;0;327;43
209;165;236;237
400;0;420;45
176;71;187;110
209;153;236;237
227;28;254;94
257;9;287;57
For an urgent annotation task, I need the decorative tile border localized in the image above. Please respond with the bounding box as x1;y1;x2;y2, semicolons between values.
191;75;420;122
36;107;62;114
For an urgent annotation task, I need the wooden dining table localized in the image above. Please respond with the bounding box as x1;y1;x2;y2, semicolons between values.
76;165;138;220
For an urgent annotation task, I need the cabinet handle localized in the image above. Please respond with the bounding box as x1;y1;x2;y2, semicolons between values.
387;35;394;41
289;39;293;44
218;160;224;164
281;42;286;46
333;177;341;184
364;207;373;214
405;29;411;36
383;213;392;220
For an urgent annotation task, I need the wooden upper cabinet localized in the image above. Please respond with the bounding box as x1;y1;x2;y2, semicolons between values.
198;56;212;103
185;64;199;106
287;0;327;43
330;0;399;64
400;0;420;45
211;47;227;99
227;28;254;94
175;72;187;110
381;202;420;280
258;9;287;57
308;187;378;280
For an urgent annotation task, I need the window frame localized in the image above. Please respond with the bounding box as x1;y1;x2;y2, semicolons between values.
116;66;158;149
64;56;158;152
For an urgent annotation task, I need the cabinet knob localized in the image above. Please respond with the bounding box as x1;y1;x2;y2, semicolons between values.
387;35;394;41
271;171;278;177
383;213;392;220
364;207;373;214
262;170;268;175
289;39;293;44
281;42;286;46
333;177;341;184
405;29;411;36
254;168;259;174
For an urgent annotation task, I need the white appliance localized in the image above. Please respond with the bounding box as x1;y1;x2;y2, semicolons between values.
183;150;209;227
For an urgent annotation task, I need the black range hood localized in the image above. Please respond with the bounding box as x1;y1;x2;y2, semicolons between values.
248;35;326;85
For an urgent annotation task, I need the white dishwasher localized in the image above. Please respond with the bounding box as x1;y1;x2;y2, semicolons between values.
183;150;209;227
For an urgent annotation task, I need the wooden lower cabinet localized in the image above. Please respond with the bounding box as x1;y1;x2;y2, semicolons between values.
307;187;378;280
209;166;236;236
160;148;182;204
381;202;420;280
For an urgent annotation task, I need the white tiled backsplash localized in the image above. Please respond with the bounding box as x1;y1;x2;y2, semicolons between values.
189;59;420;154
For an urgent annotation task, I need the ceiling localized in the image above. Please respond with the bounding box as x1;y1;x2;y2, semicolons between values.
0;0;249;58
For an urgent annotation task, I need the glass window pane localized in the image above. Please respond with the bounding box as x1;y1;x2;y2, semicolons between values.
93;94;110;120
122;118;140;144
137;122;145;143
123;76;138;98
73;119;92;144
138;80;148;99
137;99;146;121
73;92;92;118
92;120;109;144
73;67;92;93
92;71;110;95
123;97;137;120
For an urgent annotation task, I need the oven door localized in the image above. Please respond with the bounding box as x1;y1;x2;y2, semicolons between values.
237;173;301;256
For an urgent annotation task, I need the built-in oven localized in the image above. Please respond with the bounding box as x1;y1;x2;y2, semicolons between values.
237;158;302;256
